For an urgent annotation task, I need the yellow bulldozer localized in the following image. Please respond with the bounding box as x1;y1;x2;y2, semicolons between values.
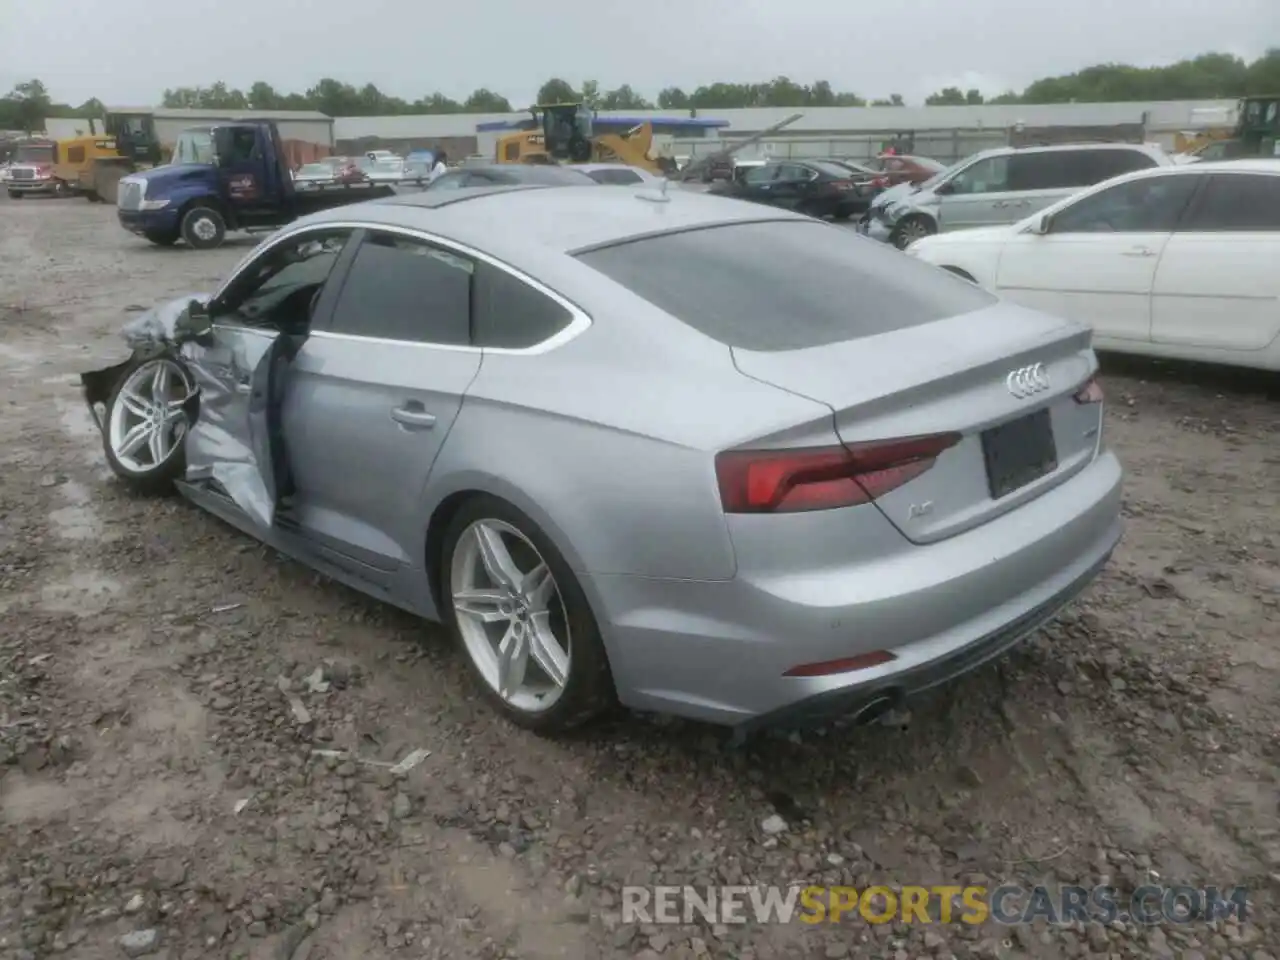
495;103;677;175
49;110;163;204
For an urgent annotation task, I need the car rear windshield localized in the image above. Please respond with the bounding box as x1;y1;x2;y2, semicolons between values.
575;220;996;351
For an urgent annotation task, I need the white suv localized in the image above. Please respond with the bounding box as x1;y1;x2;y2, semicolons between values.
860;142;1172;249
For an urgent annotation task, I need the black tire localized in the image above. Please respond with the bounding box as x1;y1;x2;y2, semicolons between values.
85;191;103;203
8;191;21;200
440;495;616;733
144;230;180;247
890;214;936;250
100;353;191;495
180;205;227;250
832;209;853;221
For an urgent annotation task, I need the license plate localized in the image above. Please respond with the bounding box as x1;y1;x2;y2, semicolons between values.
981;408;1058;499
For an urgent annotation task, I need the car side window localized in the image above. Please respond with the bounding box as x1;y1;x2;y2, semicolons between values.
1049;176;1200;234
328;231;474;345
1182;175;1280;231
217;228;353;329
947;156;1010;195
472;262;575;349
1008;151;1088;191
777;164;813;181
742;165;777;185
1084;149;1158;183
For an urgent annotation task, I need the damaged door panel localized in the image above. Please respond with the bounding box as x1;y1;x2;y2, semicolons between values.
82;226;360;528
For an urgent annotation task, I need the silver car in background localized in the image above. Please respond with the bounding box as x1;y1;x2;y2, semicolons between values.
82;185;1122;735
861;142;1172;250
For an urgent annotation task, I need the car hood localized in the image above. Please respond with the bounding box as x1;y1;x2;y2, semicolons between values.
915;224;1018;247
129;164;214;188
868;181;917;208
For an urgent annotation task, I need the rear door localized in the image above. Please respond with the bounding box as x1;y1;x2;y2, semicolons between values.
1151;173;1280;353
767;163;818;210
284;227;482;574
995;173;1200;343
736;163;784;205
191;226;359;527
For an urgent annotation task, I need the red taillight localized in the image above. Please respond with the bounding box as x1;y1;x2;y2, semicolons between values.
715;433;961;514
1073;378;1104;404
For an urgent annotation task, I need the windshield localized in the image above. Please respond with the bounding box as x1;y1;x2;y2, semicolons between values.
173;129;215;165
577;220;994;352
13;143;55;164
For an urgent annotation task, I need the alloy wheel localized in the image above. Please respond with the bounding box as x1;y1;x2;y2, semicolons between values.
895;218;931;249
107;358;192;473
450;519;572;713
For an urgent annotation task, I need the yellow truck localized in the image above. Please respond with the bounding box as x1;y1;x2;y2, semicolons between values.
6;110;163;203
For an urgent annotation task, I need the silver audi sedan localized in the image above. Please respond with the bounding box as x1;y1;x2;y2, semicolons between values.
82;184;1122;735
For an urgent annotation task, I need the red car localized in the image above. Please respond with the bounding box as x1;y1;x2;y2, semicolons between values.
863;154;947;191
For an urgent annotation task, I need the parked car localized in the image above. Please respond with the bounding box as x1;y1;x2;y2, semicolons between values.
82;185;1120;735
906;160;1280;371
357;156;406;182
570;163;665;186
860;143;1172;250
293;157;365;190
863;154;948;190
422;164;596;190
711;159;872;219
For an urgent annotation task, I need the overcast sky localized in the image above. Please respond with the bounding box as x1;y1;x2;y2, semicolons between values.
2;0;1275;109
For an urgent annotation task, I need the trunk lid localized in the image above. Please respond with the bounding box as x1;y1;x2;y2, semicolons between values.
731;302;1102;544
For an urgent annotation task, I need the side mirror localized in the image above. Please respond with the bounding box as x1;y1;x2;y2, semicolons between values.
934;181;955;196
175;299;215;346
1028;213;1052;235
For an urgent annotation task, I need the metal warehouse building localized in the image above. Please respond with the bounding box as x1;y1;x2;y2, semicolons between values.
334;98;1240;162
42;108;335;148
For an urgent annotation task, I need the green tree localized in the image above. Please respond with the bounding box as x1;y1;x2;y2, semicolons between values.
463;88;513;112
5;79;52;131
579;80;600;108
656;87;690;109
412;93;463;114
925;87;967;106
247;82;282;110
536;78;579;105
600;84;652;110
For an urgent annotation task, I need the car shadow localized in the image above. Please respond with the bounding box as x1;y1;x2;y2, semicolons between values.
1097;351;1280;400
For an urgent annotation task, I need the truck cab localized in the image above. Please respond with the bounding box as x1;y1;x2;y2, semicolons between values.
116;121;396;249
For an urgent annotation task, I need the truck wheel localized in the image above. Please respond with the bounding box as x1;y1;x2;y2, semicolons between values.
181;207;226;250
7;191;20;200
144;230;179;247
85;191;103;203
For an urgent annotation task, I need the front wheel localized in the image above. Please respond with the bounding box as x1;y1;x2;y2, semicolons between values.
891;215;936;250
7;191;21;200
102;354;194;494
181;206;227;250
441;496;616;733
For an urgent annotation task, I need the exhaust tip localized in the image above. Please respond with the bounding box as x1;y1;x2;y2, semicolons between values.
851;691;905;727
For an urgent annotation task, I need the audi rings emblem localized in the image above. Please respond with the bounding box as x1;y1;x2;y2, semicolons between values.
1005;363;1051;399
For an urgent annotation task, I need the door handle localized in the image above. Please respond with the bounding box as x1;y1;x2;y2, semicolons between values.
390;405;437;429
1122;247;1156;258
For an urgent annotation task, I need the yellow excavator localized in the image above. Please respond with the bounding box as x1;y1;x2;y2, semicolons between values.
50;110;163;203
495;103;677;174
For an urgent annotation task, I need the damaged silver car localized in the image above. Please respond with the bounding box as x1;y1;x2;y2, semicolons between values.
84;184;1121;740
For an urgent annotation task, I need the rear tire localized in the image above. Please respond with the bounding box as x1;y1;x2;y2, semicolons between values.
8;191;21;200
85;191;103;203
440;495;616;733
181;206;227;250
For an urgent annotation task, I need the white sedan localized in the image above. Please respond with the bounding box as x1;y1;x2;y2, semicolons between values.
905;160;1280;371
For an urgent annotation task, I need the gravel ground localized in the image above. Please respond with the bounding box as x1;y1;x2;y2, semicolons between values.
1;194;1278;960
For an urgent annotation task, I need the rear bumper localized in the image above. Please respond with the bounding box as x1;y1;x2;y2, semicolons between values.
587;450;1123;728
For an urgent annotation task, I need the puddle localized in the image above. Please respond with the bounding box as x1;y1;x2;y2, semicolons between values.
39;571;123;615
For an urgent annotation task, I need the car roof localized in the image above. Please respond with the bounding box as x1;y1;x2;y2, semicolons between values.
570;162;652;174
1187;158;1280;174
295;184;802;255
973;141;1165;160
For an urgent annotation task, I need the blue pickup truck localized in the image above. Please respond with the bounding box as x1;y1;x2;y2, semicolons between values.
116;120;397;249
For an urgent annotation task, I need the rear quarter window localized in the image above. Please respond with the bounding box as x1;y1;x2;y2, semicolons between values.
576;220;996;352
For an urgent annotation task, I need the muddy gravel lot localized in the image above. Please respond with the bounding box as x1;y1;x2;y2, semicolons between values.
1;195;1278;960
